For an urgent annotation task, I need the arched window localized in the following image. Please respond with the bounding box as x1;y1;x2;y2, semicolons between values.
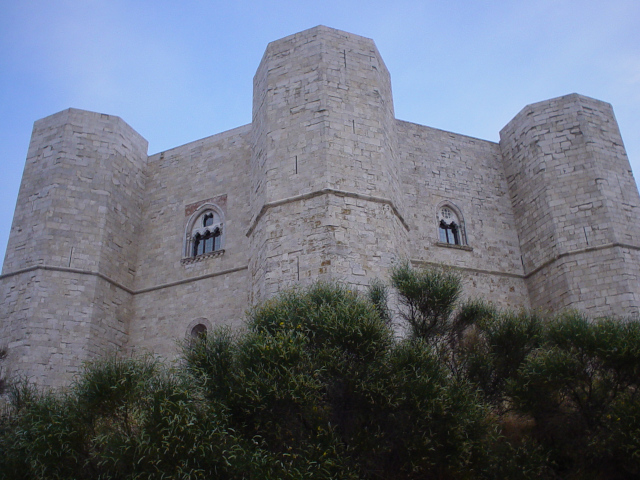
185;207;224;258
190;323;207;339
437;204;466;246
186;318;212;345
192;228;222;256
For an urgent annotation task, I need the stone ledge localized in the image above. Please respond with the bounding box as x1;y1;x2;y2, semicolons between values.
246;188;410;237
0;262;248;295
180;249;225;265
435;242;473;252
411;258;524;279
523;242;640;279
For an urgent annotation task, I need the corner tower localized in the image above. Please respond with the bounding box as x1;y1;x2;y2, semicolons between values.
248;26;409;303
0;109;148;387
500;94;640;316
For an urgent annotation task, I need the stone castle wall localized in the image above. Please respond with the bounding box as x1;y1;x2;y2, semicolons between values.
397;121;529;308
2;26;639;386
0;109;148;387
500;94;640;315
128;125;253;358
248;26;409;304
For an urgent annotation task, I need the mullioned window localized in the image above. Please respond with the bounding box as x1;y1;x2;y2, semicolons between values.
436;203;467;247
183;204;225;262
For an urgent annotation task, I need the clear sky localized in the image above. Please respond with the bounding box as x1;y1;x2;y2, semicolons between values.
1;0;639;265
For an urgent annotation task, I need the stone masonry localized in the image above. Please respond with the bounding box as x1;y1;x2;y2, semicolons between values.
2;26;640;388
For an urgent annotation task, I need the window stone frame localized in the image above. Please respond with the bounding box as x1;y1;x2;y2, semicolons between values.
183;203;226;261
186;317;212;340
435;201;470;249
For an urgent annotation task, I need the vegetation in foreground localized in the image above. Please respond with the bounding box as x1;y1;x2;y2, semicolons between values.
1;263;639;479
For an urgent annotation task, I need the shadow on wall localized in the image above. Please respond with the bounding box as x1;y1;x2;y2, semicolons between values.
0;346;7;396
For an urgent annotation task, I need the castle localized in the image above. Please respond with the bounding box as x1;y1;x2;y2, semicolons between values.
2;26;640;388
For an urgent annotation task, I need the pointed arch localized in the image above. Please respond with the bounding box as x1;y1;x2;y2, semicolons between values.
184;203;225;258
436;201;467;246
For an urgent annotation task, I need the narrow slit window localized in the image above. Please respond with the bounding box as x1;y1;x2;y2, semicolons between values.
204;234;214;252
192;233;202;256
439;220;460;245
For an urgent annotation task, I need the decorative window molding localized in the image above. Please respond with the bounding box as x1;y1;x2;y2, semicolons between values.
180;249;225;265
436;201;467;246
184;203;225;260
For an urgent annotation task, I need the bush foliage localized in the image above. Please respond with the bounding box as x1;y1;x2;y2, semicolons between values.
1;267;639;479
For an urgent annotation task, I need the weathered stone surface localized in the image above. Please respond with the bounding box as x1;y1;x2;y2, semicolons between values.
500;94;640;315
2;26;639;387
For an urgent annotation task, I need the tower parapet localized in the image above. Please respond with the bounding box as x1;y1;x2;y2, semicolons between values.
500;94;640;316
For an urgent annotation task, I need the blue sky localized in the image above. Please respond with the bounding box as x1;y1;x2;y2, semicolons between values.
1;0;639;264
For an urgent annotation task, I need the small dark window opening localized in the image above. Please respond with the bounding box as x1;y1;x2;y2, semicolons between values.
192;228;222;256
439;220;460;245
203;213;214;227
190;324;207;339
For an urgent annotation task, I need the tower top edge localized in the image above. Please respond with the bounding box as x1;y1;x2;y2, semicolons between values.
499;93;614;137
255;25;387;80
33;107;148;146
266;25;376;49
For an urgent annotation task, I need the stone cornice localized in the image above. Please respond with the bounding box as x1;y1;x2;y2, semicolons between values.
5;244;636;298
410;259;524;279
246;188;410;237
411;242;640;281
523;242;640;279
0;264;248;295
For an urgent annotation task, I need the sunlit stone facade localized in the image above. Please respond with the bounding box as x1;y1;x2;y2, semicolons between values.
2;26;639;387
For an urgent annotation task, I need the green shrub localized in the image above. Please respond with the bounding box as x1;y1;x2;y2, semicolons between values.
9;281;639;478
367;278;392;326
1;383;89;479
462;309;544;407
184;282;496;479
507;313;640;477
391;262;462;344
